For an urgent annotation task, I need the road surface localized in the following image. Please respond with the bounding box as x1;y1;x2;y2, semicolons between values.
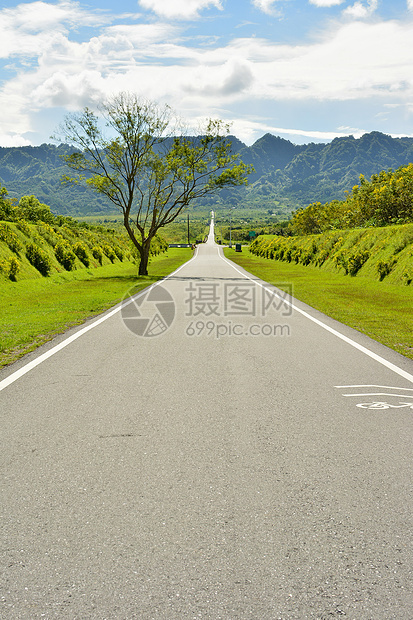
1;213;412;618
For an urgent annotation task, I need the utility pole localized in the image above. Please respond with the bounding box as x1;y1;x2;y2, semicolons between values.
187;212;190;245
229;207;235;248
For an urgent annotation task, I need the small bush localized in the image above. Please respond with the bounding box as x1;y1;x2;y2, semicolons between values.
26;242;52;276
316;248;329;266
91;246;103;264
335;249;369;276
291;247;302;264
102;244;116;263
347;251;370;276
0;223;23;254
37;223;59;247
59;225;76;242
377;259;396;281
73;241;90;266
7;256;20;280
150;234;168;255
300;250;313;266
55;240;76;271
402;270;412;286
0;256;20;280
15;220;31;236
7;234;22;254
334;249;349;273
113;246;124;261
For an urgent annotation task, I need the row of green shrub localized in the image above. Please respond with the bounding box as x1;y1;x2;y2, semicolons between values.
249;224;413;285
0;217;133;278
0;220;169;282
0;186;171;281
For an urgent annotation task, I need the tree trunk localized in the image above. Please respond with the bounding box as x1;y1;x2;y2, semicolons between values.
138;243;150;275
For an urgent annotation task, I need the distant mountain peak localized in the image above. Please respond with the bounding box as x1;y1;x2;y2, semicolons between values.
252;133;295;148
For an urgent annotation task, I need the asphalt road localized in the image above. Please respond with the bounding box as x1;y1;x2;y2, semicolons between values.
1;214;412;619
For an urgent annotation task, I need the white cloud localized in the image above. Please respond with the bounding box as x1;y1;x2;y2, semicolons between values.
0;81;34;142
138;0;222;20
184;60;254;97
230;117;366;145
1;0;413;146
309;0;344;7
221;20;413;104
0;133;32;147
1;0;109;34
343;0;378;19
252;0;283;15
407;0;413;10
0;0;110;58
32;70;106;109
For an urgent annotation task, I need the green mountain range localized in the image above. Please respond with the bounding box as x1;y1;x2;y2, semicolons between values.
1;131;413;218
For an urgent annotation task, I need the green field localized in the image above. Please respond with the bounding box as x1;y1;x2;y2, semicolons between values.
224;247;413;360
0;249;192;368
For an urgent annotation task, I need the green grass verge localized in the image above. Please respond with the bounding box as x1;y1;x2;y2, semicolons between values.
224;248;413;361
0;248;192;368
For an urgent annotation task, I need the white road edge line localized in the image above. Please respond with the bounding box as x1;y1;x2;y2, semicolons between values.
335;384;413;390
219;248;413;385
341;393;413;399
0;248;199;393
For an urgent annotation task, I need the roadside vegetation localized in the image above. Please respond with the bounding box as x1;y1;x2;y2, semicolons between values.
223;164;413;361
216;163;413;244
291;163;413;234
248;224;413;285
0;187;193;367
0;188;170;281
225;223;413;359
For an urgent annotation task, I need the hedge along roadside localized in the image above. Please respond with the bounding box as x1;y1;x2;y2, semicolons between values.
248;224;413;286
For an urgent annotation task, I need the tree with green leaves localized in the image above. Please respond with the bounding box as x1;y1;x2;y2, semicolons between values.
17;195;55;224
0;187;14;221
55;93;253;275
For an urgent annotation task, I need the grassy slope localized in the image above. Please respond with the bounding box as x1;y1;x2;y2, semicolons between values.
224;230;413;360
0;248;192;368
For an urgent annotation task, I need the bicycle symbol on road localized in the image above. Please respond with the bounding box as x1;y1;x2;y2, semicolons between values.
335;385;413;411
356;401;413;410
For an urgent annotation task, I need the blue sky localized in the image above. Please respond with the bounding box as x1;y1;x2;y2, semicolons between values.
1;0;413;147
